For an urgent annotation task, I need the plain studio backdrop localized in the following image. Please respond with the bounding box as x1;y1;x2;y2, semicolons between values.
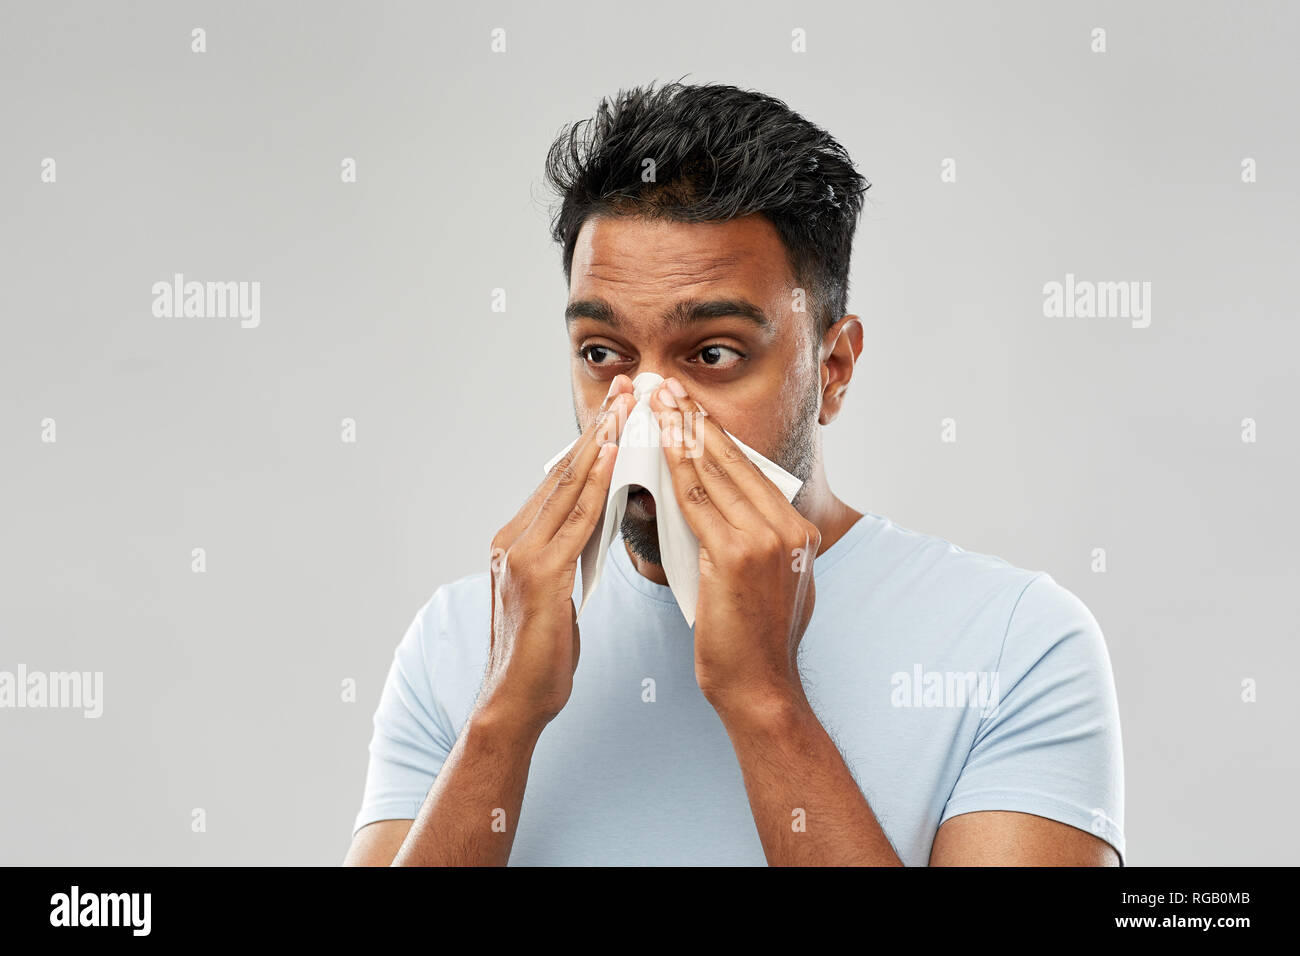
1;0;1296;865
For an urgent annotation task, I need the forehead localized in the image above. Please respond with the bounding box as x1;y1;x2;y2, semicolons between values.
569;213;795;298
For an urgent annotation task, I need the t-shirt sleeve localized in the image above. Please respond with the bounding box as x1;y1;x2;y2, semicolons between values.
938;573;1126;863
352;591;461;835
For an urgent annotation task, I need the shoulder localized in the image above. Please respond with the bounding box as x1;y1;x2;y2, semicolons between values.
998;571;1114;690
837;513;1111;670
382;571;492;728
393;571;491;673
409;570;491;637
848;512;1052;620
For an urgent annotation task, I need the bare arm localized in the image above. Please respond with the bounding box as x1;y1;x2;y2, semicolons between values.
930;810;1120;865
648;378;1121;867
343;381;636;867
723;695;1119;866
720;695;903;866
348;705;541;866
344;820;411;866
648;377;899;865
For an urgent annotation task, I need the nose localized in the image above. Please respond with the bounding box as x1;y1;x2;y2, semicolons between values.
631;371;665;403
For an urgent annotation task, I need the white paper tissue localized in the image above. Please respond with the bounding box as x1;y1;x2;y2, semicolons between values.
542;372;803;627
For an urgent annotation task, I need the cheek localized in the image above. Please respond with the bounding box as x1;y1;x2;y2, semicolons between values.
701;403;774;455
780;353;821;418
572;380;601;431
715;383;810;461
575;387;626;436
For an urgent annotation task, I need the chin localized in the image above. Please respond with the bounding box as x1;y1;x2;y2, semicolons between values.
619;512;662;566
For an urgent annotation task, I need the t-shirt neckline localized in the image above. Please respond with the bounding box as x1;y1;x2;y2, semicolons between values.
609;511;872;605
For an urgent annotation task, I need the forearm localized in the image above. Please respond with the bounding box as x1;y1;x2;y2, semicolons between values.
391;703;542;866
718;694;903;866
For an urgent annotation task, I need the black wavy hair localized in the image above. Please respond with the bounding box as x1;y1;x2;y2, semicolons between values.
544;80;870;340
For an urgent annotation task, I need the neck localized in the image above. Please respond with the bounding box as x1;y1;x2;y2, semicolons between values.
624;460;862;586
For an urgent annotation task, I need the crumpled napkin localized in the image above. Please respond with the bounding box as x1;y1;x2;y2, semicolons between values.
543;372;803;626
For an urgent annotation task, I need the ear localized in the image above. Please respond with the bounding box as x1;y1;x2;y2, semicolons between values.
818;314;863;426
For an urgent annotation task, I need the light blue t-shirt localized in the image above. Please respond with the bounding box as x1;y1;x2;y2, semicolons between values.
353;512;1125;865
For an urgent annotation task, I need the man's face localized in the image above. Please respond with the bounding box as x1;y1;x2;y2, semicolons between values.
566;213;823;566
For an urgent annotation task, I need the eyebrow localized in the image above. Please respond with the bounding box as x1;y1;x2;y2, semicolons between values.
565;297;773;333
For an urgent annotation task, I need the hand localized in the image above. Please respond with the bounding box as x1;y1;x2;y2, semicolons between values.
648;377;821;723
479;376;636;733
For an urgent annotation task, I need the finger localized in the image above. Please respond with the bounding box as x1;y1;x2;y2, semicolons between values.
661;377;794;519
547;437;618;563
652;399;736;549
649;380;769;533
523;388;634;548
490;375;631;584
500;383;633;549
540;373;634;486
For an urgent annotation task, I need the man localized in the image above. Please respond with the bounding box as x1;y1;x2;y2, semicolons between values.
344;82;1125;866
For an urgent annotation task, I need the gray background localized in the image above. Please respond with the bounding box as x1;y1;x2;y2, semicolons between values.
1;0;1296;865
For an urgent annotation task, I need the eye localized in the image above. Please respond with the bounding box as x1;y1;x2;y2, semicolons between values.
693;344;745;369
578;344;624;367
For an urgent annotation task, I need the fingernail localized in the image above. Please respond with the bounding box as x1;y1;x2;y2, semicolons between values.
658;384;679;409
599;440;617;459
666;377;687;399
